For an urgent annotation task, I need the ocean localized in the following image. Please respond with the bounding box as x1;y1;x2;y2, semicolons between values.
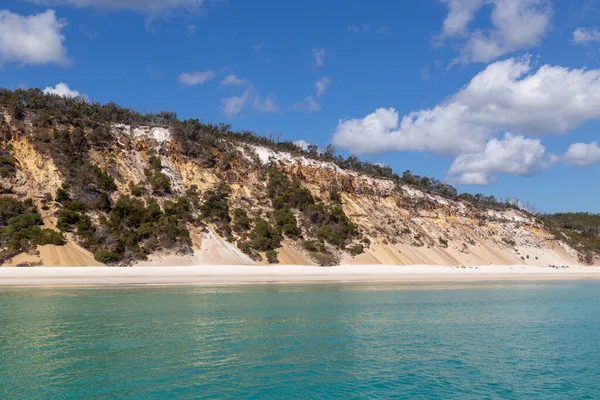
1;282;598;398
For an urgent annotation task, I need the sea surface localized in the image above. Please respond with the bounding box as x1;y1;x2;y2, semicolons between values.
1;281;599;399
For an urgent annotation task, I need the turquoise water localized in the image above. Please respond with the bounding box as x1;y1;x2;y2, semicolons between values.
1;282;599;399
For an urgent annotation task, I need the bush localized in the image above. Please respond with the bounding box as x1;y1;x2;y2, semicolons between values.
251;219;281;252
148;155;162;170
55;186;71;203
131;185;144;197
0;197;26;225
347;244;364;256
0;204;65;253
37;229;66;246
57;209;83;231
266;249;279;264
148;171;171;195
94;248;120;264
274;208;300;237
233;208;252;232
201;189;230;224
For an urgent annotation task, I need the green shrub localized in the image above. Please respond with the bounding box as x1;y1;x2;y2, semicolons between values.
37;229;66;246
55;187;71;203
131;185;144;197
266;249;279;264
201;190;230;224
57;209;83;231
94;248;120;264
0;197;26;225
148;155;162;170
148;171;171;195
233;208;252;232
274;208;300;237
251;219;281;252
347;244;364;256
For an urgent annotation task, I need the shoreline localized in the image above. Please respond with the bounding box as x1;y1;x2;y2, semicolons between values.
1;264;600;288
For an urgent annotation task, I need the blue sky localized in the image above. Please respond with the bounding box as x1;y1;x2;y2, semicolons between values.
1;0;600;213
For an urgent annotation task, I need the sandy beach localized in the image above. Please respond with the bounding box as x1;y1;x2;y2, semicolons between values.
1;264;600;287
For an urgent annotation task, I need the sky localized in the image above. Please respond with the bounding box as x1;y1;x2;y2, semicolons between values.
1;0;600;213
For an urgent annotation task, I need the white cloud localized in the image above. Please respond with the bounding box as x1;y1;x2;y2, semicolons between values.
315;77;331;96
313;48;326;68
348;23;370;33
221;87;279;117
573;27;600;44
221;74;249;87
253;93;279;113
292;96;321;113
294;140;310;151
563;142;600;166
447;134;556;184
332;57;600;156
43;82;83;98
26;0;207;14
0;9;69;66
178;70;215;86
440;0;484;37
221;87;252;118
439;0;552;64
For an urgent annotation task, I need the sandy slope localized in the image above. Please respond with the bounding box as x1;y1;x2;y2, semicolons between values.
1;265;599;287
4;242;102;267
136;228;254;266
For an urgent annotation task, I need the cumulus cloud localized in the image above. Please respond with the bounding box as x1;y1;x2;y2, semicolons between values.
253;93;279;113
293;140;311;151
439;0;552;64
221;74;249;87
178;70;215;86
332;57;600;156
43;82;84;98
221;87;252;118
573;27;600;44
292;96;321;113
447;134;556;184
313;48;326;68
26;0;207;14
563;142;600;166
0;9;69;66
315;77;331;96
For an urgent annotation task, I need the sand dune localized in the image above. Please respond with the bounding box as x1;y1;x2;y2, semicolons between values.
5;242;102;267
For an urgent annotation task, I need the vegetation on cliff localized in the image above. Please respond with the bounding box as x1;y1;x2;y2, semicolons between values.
0;197;65;263
540;213;600;264
0;88;518;210
0;88;598;266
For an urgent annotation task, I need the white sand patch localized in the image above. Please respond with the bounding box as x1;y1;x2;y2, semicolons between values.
111;123;171;143
137;229;254;266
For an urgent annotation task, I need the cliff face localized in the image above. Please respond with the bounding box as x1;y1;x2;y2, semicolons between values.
0;116;584;267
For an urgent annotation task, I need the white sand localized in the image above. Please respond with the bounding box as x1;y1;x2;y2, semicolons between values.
1;264;599;287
